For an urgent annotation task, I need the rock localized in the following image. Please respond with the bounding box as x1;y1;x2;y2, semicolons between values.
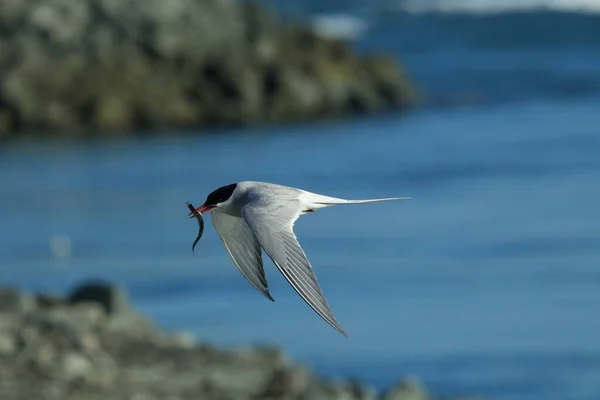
0;0;416;137
384;376;429;400
0;286;35;314
94;93;136;132
169;331;196;349
260;367;312;399
104;312;155;336
0;283;489;400
301;378;376;400
361;55;418;109
0;332;17;355
36;293;67;309
0;109;14;136
0;0;30;32
60;352;93;381
68;280;130;314
28;0;90;46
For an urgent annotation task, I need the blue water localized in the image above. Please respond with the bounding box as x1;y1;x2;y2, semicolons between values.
1;9;600;400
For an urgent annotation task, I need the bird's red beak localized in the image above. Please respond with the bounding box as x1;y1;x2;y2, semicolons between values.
190;205;214;216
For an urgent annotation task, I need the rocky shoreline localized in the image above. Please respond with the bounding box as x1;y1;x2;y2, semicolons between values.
0;281;487;400
0;0;417;138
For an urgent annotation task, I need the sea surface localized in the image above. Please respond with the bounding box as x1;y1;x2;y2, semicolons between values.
1;5;600;400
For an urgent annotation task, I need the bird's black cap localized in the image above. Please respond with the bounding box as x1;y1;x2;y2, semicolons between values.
204;183;237;206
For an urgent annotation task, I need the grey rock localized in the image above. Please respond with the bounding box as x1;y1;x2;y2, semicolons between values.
168;331;196;349
0;331;17;355
0;286;35;314
301;378;373;400
384;376;429;400
260;366;312;399
27;0;91;46
0;283;489;400
0;0;31;32
60;351;93;381
36;292;67;309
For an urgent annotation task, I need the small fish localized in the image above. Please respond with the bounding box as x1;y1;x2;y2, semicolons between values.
186;202;204;255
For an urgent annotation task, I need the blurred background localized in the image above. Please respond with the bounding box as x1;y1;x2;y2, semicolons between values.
1;0;600;399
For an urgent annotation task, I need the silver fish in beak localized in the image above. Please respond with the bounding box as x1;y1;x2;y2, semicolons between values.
186;202;204;255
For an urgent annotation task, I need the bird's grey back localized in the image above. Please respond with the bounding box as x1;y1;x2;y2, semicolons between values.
238;181;303;202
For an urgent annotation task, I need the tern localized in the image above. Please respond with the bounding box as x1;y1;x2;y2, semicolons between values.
190;181;410;336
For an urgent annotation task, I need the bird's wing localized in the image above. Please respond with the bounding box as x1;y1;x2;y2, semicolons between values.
241;197;347;336
211;211;274;301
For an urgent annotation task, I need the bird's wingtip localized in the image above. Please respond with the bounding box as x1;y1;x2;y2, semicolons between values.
332;321;349;337
337;327;349;337
264;292;275;302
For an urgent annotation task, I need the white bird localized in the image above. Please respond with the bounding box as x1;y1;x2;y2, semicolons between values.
191;181;410;337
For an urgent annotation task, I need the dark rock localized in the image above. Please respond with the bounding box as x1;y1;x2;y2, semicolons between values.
67;280;129;314
0;109;14;137
361;55;419;110
36;293;66;309
0;286;35;314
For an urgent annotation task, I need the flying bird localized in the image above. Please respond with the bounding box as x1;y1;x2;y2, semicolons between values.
190;181;410;336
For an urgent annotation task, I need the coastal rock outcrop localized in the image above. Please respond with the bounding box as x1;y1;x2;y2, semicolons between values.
0;281;488;400
0;0;416;137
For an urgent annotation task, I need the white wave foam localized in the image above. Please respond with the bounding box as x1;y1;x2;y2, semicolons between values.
397;0;600;14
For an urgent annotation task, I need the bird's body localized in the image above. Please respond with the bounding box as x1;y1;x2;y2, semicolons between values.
192;181;410;337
